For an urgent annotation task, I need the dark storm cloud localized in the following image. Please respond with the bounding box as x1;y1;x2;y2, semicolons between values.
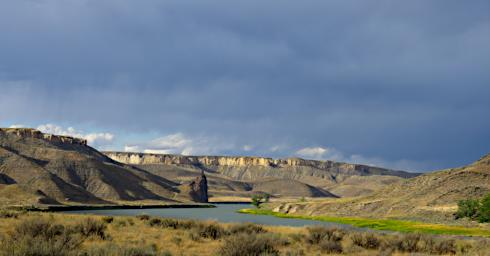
0;0;489;171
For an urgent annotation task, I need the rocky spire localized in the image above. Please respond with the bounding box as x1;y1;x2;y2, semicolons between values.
188;171;208;203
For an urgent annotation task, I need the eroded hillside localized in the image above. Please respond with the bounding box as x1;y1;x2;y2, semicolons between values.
105;152;419;199
271;154;490;221
0;128;201;206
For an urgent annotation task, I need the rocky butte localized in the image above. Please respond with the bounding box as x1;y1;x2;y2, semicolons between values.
104;151;418;178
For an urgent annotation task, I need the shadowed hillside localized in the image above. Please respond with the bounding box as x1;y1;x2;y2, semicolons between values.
271;154;490;221
0;128;198;206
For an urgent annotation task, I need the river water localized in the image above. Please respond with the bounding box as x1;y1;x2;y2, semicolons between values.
64;204;354;228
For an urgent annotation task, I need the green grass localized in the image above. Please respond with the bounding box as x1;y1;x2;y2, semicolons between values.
238;208;490;237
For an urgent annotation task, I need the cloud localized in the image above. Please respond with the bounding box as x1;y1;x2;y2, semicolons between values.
36;124;114;147
125;132;234;156
9;124;25;128
0;1;488;171
242;145;253;151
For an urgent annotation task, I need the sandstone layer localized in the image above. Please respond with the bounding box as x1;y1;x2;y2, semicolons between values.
104;152;419;199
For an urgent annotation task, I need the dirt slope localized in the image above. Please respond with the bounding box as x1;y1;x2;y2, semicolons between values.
272;154;490;221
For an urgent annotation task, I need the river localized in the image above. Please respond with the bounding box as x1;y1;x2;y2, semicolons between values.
64;203;355;228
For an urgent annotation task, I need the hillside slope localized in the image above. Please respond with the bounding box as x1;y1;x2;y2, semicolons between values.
105;152;418;199
272;154;490;221
0;128;187;206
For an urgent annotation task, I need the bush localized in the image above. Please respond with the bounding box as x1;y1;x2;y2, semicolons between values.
0;210;20;219
72;218;107;239
319;240;343;253
195;222;226;240
218;233;279;256
455;199;480;219
350;232;382;250
80;243;159;256
477;193;490;223
305;226;344;245
137;214;150;221
0;218;83;256
432;239;457;255
148;218;162;227
228;223;266;235
102;216;114;224
455;193;490;223
391;233;426;252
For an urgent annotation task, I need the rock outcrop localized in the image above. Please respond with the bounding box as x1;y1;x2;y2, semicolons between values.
0;128;87;145
187;171;208;203
104;152;418;179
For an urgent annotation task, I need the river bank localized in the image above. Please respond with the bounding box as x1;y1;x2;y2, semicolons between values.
238;208;490;237
1;210;488;255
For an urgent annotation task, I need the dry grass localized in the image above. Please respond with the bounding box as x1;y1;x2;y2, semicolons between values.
0;212;489;256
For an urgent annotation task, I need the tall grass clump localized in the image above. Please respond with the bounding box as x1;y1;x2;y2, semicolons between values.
218;233;279;256
79;243;160;256
0;210;20;219
350;232;382;250
228;223;267;235
194;222;226;240
72;218;107;239
305;227;344;254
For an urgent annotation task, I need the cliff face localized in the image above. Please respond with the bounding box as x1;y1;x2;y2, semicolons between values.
104;152;418;179
0;128;87;145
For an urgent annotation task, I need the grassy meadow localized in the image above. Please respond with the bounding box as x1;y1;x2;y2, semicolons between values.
0;210;490;256
238;208;490;238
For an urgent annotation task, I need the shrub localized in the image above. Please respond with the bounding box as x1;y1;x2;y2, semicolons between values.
477;193;490;223
195;222;226;240
305;226;344;245
455;193;490;222
251;193;270;208
218;233;279;256
0;210;19;219
148;217;161;227
455;199;480;219
147;217;199;230
0;218;83;256
392;233;425;252
137;214;150;221
432;239;457;255
350;232;382;249
319;240;343;253
228;223;266;235
102;216;114;224
80;243;159;256
284;249;305;256
72;218;107;239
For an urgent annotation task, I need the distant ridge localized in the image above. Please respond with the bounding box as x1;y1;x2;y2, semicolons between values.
104;152;419;199
104;152;419;178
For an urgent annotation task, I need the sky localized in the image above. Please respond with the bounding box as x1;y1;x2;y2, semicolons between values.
1;0;489;172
